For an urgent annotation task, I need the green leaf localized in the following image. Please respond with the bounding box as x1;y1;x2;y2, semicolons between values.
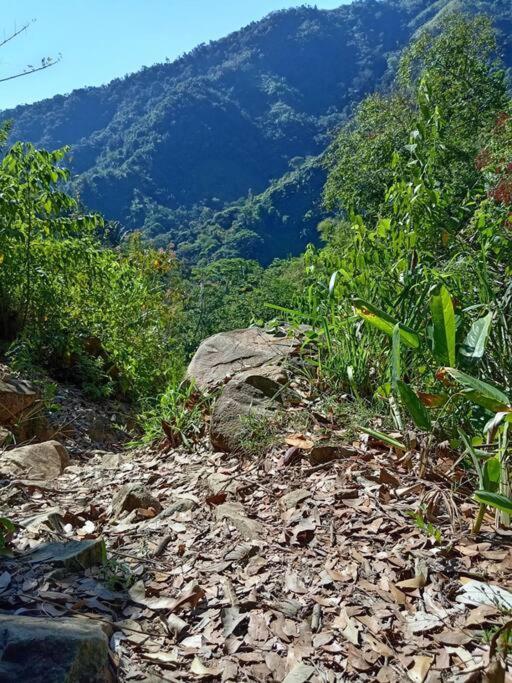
397;381;431;430
460;312;493;360
443;367;511;412
353;299;420;349
482;457;501;493
358;426;406;451
474;491;512;514
430;285;456;366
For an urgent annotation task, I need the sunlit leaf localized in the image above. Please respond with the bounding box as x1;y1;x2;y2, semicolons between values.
443;367;511;412
353;298;420;349
460;312;493;360
430;285;456;366
358;426;406;451
474;491;512;514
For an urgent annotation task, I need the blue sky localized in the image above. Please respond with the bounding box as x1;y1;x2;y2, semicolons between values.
0;1;348;110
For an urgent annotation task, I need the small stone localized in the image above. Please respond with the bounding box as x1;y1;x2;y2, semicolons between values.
215;502;264;541
0;614;111;682
160;497;197;518
280;488;310;510
112;484;162;518
308;443;357;465
100;452;123;469
207;472;236;494
0;427;13;447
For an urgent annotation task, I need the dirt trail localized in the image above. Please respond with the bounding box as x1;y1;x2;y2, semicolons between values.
3;423;512;681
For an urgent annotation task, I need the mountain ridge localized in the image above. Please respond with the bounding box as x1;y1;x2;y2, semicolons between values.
2;0;511;263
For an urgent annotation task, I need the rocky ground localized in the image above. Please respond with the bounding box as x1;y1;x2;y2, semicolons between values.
1;330;512;682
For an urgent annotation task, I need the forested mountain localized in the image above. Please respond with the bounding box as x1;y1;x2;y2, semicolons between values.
2;0;512;263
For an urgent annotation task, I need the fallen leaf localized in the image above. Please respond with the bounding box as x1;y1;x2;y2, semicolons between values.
285;434;315;450
128;581;175;610
408;655;433;683
190;656;222;677
282;662;316;683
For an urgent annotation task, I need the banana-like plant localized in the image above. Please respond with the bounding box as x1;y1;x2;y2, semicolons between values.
353;285;512;531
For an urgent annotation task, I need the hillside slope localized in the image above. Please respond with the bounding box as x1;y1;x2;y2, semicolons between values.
2;0;511;263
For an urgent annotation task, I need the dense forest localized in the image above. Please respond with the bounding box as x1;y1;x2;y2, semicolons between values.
2;0;512;263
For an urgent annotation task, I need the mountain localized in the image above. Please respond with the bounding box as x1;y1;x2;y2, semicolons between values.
2;0;512;264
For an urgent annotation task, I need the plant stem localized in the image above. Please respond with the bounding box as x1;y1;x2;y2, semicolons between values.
472;503;487;534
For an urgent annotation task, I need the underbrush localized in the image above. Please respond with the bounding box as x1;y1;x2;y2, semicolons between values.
0;140;184;405
269;14;512;529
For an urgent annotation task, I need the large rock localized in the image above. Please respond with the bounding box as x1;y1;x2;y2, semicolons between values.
0;614;112;682
0;376;39;425
210;370;284;454
187;328;297;391
0;373;48;442
0;440;69;480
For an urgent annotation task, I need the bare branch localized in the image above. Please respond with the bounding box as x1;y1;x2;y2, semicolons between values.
0;20;60;85
0;21;32;50
0;54;62;84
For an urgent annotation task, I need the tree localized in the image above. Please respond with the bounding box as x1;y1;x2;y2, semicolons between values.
324;13;508;224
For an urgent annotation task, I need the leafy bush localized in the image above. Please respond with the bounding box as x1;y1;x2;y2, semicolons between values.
0;138;184;402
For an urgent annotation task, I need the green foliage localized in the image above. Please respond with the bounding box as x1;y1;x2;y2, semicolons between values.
0;142;184;402
408;509;443;543
138;381;208;448
180;257;304;354
277;12;512;531
0;517;15;554
3;2;512;264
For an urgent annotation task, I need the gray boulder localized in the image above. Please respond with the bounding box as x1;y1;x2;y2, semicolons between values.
187;328;297;391
0;614;112;682
210;370;285;454
0;440;69;480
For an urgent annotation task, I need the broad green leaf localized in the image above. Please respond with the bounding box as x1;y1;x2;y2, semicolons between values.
430;285;456;366
353;299;419;349
483;457;501;493
358;426;406;451
443;367;511;412
397;381;431;430
460;312;493;360
474;491;512;514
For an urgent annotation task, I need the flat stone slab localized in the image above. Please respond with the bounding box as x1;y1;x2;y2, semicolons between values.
280;488;310;510
0;614;111;682
26;539;106;571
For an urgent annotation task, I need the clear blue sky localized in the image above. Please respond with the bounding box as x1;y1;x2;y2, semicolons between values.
0;1;348;110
